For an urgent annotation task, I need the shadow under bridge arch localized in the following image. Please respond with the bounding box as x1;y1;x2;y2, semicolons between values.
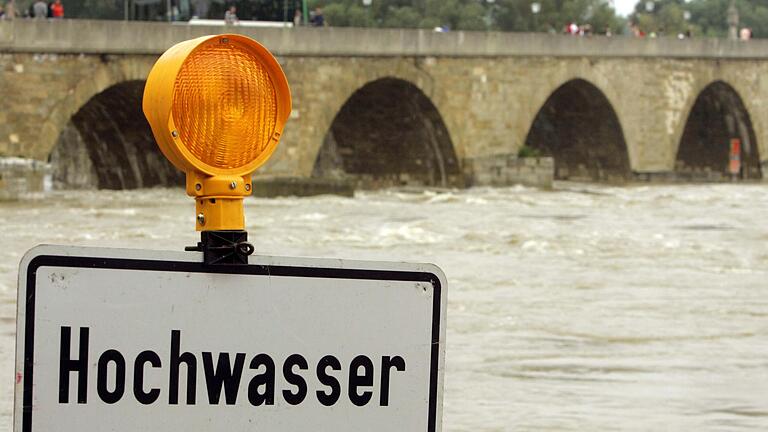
676;81;761;180
312;78;461;188
524;79;631;182
49;80;183;190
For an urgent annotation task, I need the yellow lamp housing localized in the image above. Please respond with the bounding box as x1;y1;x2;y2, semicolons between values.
143;34;291;231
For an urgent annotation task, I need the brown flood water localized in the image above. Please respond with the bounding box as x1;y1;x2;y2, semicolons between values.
0;184;767;431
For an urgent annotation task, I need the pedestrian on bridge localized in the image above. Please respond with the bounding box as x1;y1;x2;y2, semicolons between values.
50;0;63;19
293;9;301;26
32;0;46;19
224;5;238;25
311;7;324;27
2;0;17;20
194;0;209;19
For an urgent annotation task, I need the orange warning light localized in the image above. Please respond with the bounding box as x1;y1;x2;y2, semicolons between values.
143;34;291;231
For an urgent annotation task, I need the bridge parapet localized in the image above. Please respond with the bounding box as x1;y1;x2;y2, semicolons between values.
2;19;768;59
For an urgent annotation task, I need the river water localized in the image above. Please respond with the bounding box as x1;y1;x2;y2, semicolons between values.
0;184;767;431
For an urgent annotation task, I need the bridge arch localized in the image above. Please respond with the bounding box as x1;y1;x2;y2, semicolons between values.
49;80;182;189
36;58;152;160
524;78;631;182
312;77;461;188
675;80;762;180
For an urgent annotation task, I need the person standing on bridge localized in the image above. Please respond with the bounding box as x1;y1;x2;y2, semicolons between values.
224;5;238;25
311;6;324;26
2;0;17;20
293;8;301;26
740;27;752;41
193;0;209;19
50;0;63;19
32;0;46;19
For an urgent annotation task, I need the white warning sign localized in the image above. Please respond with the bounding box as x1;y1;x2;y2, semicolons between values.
15;245;446;432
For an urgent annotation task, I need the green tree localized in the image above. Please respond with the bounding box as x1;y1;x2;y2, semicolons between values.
686;0;768;38
421;0;479;30
383;5;422;28
687;0;729;36
626;0;768;38
631;0;698;36
495;0;623;33
39;0;629;36
457;2;487;30
742;2;768;38
16;0;123;19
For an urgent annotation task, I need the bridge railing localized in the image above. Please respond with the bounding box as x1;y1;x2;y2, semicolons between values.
2;19;768;58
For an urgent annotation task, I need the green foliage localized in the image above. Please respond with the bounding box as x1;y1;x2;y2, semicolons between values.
628;0;768;38
589;1;624;33
687;0;730;36
517;145;542;158
345;5;369;26
323;3;349;25
457;2;487;31
744;4;768;38
74;0;124;20
14;0;624;33
631;0;700;36
309;0;625;32
321;2;369;27
686;0;768;38
22;0;765;40
488;0;624;33
16;0;123;19
383;6;421;28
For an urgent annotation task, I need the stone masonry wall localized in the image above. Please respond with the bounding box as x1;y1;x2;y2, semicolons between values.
463;154;554;189
0;52;155;160
0;157;48;199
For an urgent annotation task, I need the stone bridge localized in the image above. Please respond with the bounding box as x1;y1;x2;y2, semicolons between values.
2;19;767;189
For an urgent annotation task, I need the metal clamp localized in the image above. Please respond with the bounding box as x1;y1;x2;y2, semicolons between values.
185;230;254;265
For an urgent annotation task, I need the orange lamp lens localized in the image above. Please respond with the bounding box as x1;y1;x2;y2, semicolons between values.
172;37;278;170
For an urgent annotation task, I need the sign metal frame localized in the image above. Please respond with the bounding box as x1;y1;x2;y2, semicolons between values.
15;245;446;432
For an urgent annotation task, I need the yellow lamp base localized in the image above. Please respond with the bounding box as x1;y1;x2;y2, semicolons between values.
187;171;252;231
195;196;245;231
